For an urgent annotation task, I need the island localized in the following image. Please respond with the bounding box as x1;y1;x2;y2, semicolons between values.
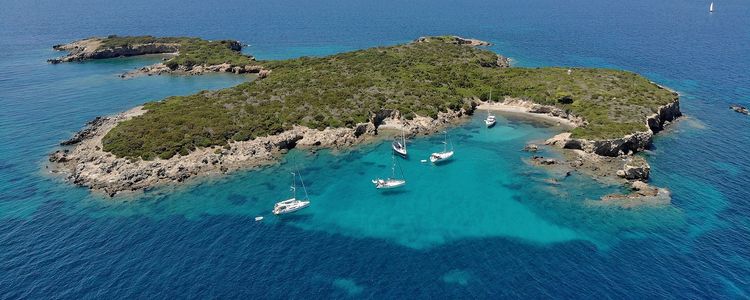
48;35;270;78
48;35;681;204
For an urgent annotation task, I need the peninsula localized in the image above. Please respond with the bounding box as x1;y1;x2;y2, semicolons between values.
48;35;681;199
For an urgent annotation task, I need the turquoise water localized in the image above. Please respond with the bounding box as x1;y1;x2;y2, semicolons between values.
1;0;749;297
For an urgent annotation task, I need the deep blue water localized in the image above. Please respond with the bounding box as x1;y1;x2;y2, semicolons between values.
1;0;749;298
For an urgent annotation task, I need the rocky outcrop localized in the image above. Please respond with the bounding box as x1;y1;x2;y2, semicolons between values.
49;105;475;196
120;62;270;79
616;156;650;180
530;156;557;166
599;181;671;208
414;35;491;46
561;131;653;157
48;38;180;64
545;99;681;157
647;99;682;132
523;144;539;152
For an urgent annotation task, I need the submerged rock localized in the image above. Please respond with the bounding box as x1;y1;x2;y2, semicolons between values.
600;182;671;208
523;144;539;152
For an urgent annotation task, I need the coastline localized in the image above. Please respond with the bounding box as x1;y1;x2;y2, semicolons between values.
49;106;472;197
49;97;680;207
476;97;582;128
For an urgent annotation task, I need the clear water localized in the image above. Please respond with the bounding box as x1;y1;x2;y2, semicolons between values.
1;0;749;297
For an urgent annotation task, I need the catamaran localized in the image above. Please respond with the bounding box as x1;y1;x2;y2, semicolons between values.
709;2;714;12
429;131;454;164
273;170;310;215
392;128;408;157
372;154;406;189
484;90;496;127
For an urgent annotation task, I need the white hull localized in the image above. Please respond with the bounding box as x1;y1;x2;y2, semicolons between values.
273;198;310;215
392;141;407;156
372;179;406;189
430;151;454;163
485;118;496;127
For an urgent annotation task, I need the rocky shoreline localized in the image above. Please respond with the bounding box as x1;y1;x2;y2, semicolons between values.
49;106;473;197
49;95;681;206
496;97;681;207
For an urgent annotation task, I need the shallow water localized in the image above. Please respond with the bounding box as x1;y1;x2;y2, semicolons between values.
1;0;749;297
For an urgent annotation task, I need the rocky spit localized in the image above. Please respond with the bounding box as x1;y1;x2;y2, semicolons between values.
48;106;471;197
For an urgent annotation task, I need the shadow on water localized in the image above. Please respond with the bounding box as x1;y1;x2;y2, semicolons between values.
431;159;456;166
226;194;249;205
377;189;409;196
275;213;314;223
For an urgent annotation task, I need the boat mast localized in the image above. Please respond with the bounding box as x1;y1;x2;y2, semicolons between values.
297;168;309;200
443;131;448;152
290;172;297;199
391;154;396;179
402;128;406;150
488;90;492;116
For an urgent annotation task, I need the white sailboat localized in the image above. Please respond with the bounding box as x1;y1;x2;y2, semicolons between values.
429;131;454;164
484;90;496;128
372;154;406;189
392;128;408;157
273;171;310;215
709;2;714;12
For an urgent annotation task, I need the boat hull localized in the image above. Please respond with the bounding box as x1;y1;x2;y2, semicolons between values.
372;179;406;189
430;151;454;163
273;198;310;215
392;141;407;157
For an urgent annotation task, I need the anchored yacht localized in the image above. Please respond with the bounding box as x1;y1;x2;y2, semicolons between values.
273;171;310;215
429;131;454;164
392;128;408;157
373;154;406;189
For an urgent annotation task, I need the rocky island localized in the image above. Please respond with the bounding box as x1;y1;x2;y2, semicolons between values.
48;35;681;203
49;35;270;78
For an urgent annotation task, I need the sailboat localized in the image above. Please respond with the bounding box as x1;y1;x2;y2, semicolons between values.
429;131;454;164
273;170;310;215
709;2;714;12
392;128;408;157
372;154;406;189
484;90;496;128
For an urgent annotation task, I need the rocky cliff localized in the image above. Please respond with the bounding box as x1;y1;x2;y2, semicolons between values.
546;99;682;157
48;38;181;63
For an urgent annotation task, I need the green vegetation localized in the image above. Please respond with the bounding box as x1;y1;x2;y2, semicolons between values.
102;37;677;160
98;35;254;69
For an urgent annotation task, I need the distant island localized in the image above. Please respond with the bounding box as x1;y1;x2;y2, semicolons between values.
48;35;681;202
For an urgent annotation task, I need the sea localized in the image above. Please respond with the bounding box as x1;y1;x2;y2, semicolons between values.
1;0;749;298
